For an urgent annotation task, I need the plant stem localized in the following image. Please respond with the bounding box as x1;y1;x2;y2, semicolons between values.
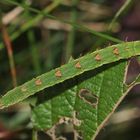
32;130;38;140
0;18;17;87
27;30;41;75
65;0;79;62
108;0;132;30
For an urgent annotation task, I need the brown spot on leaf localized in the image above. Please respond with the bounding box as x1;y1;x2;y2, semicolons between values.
95;54;101;61
35;79;42;86
75;61;81;69
113;48;119;55
55;70;62;77
79;89;98;107
21;86;27;92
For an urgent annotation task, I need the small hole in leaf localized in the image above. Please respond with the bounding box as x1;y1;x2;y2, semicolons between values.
79;89;98;107
75;111;79;118
55;118;74;140
125;58;140;85
73;111;81;127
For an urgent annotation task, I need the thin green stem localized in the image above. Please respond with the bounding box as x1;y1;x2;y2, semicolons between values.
32;130;38;140
27;30;41;75
108;0;132;30
65;0;79;62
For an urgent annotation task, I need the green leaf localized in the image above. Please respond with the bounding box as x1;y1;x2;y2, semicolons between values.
31;61;128;140
0;41;140;109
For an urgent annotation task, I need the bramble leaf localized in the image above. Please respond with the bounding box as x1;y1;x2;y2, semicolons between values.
32;61;130;140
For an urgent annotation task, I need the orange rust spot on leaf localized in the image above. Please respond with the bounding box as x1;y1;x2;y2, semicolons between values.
113;48;119;55
35;79;42;86
95;54;101;61
55;70;62;77
75;62;81;69
21;86;27;92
